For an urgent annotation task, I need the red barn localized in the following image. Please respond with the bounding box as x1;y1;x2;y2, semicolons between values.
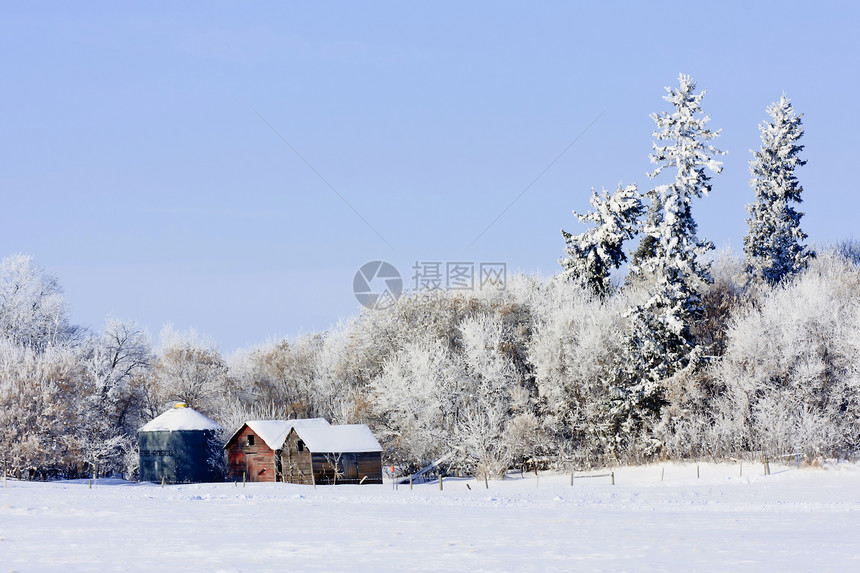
224;419;330;482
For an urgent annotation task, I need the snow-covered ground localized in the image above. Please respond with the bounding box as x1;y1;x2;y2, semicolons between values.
1;461;858;572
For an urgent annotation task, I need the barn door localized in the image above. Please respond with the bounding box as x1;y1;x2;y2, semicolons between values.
342;454;358;482
246;455;260;482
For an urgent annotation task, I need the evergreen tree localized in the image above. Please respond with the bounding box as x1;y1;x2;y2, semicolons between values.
744;94;810;284
614;74;724;450
560;183;643;298
634;73;724;356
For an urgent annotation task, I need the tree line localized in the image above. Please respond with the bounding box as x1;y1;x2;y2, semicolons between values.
2;74;858;481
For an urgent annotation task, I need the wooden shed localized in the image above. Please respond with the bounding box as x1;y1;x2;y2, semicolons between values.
281;424;383;485
223;418;330;482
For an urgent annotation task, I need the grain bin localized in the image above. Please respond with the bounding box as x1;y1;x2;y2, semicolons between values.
138;403;222;483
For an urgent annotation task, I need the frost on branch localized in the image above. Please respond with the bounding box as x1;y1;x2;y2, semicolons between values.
560;183;643;298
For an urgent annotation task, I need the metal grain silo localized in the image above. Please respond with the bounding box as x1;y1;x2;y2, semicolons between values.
138;403;222;484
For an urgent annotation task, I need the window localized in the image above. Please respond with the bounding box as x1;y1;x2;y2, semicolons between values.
247;434;255;447
297;440;304;452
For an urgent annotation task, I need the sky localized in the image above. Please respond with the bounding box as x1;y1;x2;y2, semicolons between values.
2;1;858;353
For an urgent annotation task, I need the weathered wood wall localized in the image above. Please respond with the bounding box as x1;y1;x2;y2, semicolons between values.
226;426;278;482
281;428;314;484
354;452;383;484
310;453;383;484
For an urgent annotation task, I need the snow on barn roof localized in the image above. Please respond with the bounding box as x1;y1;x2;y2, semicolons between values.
233;418;330;450
293;424;382;453
139;404;221;432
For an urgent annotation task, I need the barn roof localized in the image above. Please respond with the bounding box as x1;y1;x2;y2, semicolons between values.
293;424;382;453
139;404;221;432
225;418;330;450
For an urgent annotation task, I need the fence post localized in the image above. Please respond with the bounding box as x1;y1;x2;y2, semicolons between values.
439;474;443;491
661;467;664;482
409;474;413;490
243;471;246;487
484;474;488;489
611;472;615;486
570;471;574;487
697;464;700;479
796;452;800;470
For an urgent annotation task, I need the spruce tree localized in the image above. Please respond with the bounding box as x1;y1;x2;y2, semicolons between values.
560;183;643;298
744;94;810;284
613;74;724;448
633;73;724;359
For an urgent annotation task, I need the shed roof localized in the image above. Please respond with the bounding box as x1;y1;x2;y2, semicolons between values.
225;418;330;450
139;405;221;432
293;424;382;453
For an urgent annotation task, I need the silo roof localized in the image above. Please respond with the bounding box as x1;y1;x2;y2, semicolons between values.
139;406;221;432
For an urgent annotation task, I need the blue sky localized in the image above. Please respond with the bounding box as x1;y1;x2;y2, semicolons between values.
2;1;858;352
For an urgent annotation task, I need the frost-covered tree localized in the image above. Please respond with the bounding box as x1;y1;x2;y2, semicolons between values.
711;253;860;458
456;315;521;477
361;283;543;474
632;73;723;359
142;326;228;419
0;339;100;479
744;94;811;284
370;336;463;466
229;334;324;420
0;254;79;350
75;319;153;477
83;319;152;426
833;238;860;266
527;279;628;464
617;74;724;452
0;256;130;479
560;183;644;298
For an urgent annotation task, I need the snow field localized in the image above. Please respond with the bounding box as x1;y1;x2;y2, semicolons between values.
1;462;858;572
